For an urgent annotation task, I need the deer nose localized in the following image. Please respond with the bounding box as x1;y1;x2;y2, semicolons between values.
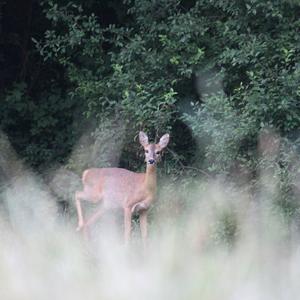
148;159;155;164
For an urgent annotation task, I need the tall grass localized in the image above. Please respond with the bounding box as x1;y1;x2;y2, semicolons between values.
0;131;300;300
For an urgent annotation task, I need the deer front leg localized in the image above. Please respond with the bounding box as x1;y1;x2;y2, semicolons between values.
139;211;148;249
124;207;132;244
75;191;84;231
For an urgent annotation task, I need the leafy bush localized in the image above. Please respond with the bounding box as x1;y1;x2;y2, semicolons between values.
1;0;300;225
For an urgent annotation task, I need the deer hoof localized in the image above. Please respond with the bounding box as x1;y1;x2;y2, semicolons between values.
76;222;85;231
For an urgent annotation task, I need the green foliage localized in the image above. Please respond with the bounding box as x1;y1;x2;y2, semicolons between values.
37;0;300;161
34;0;205;175
183;0;300;175
212;207;239;247
184;93;256;172
37;1;206;133
1;0;300;222
0;82;82;167
32;1;300;218
35;2;103;65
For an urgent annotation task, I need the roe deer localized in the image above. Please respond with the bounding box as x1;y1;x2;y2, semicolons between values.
75;131;170;245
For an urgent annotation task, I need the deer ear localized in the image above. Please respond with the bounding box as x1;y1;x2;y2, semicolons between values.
159;133;170;149
139;131;149;147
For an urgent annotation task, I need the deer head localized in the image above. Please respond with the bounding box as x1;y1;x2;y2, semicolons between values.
139;131;170;165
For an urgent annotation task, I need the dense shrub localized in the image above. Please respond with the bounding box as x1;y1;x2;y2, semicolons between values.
1;0;300;226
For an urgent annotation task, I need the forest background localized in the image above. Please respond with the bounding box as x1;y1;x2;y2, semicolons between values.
1;0;300;235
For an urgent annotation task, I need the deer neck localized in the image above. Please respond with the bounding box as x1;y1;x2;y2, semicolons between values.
144;164;157;193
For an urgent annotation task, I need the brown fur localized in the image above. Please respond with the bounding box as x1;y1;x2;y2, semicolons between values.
75;132;170;246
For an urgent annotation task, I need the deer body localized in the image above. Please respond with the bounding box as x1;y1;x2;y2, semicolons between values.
79;167;156;210
75;132;169;245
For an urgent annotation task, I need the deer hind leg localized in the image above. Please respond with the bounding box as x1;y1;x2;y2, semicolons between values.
75;188;102;232
82;206;105;240
75;191;85;231
85;207;105;228
124;207;132;244
139;211;148;249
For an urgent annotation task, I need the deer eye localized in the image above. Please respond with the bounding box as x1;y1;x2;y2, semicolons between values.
156;151;160;155
145;150;149;153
